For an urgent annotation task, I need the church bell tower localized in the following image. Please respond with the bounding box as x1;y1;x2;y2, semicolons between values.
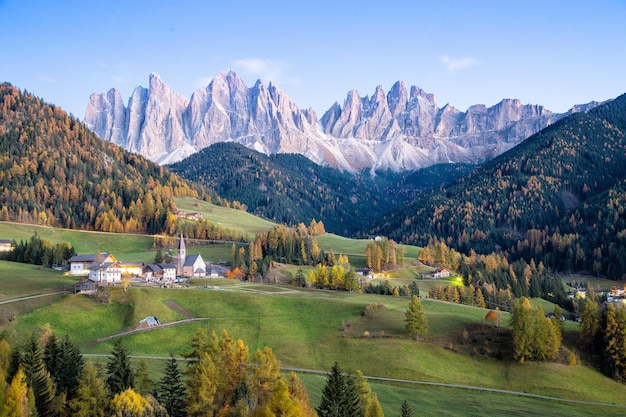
177;233;186;276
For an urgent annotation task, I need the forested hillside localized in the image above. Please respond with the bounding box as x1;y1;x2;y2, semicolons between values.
169;142;473;236
374;93;626;279
0;84;207;234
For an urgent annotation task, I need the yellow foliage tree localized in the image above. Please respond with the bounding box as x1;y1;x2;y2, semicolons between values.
4;368;32;417
109;388;153;417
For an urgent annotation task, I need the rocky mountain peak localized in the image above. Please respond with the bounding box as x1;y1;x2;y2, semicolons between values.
86;70;599;172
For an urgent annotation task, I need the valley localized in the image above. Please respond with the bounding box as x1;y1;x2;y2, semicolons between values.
2;69;626;417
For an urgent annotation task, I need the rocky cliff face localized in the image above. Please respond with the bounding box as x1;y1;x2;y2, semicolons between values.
85;71;593;172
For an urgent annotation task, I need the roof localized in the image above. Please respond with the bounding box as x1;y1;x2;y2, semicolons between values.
89;262;120;271
0;239;12;244
178;233;186;251
119;262;143;267
68;253;111;263
184;254;203;266
144;264;163;272
159;264;176;270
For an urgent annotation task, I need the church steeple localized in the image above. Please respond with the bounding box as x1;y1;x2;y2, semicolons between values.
177;233;186;276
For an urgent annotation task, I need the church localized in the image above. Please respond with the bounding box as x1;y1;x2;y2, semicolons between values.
177;234;207;277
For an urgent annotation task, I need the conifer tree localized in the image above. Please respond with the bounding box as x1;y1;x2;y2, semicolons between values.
317;362;364;417
365;394;384;417
405;295;428;340
55;334;84;400
399;400;412;417
4;367;32;417
186;352;219;417
22;334;56;417
69;361;109;417
134;358;153;396
106;339;134;395
317;362;347;417
602;303;626;381
511;297;535;362
578;297;600;351
287;371;316;417
156;355;187;417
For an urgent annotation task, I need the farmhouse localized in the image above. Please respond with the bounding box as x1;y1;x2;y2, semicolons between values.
68;253;117;276
89;261;122;284
431;268;451;278
0;239;12;252
119;262;144;277
143;263;177;282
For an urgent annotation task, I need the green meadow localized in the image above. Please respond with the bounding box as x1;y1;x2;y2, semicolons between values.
2;218;626;415
4;275;626;415
173;197;277;238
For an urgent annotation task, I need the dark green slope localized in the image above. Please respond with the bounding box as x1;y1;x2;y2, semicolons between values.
168;142;473;236
374;93;626;278
0;84;206;233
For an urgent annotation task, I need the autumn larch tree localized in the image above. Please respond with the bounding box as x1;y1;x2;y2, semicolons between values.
405;295;428;340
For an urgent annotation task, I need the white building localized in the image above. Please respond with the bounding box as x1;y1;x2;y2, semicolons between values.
89;262;122;284
68;253;117;276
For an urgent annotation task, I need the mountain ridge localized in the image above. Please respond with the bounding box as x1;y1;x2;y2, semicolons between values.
85;70;600;172
372;92;626;278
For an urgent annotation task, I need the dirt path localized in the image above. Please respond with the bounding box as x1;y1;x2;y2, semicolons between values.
164;300;194;319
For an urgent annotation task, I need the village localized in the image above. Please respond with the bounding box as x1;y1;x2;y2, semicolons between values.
70;234;228;293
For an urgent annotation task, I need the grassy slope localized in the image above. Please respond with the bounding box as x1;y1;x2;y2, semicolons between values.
4;219;626;414
173;197;277;238
6;282;626;410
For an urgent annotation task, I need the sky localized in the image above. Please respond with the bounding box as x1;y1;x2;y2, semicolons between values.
1;0;626;118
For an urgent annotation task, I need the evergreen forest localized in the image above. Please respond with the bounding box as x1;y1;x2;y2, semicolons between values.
0;84;207;235
375;94;626;279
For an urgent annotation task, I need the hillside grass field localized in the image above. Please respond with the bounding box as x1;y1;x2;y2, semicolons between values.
2;222;626;415
2;263;626;415
173;197;277;238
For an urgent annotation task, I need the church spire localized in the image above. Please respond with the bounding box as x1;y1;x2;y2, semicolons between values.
177;233;186;276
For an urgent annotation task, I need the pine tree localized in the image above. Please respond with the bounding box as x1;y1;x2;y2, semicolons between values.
365;394;384;417
68;361;108;417
22;334;56;417
42;333;60;379
133;358;153;396
4;367;32;417
603;303;626;381
106;339;134;395
186;352;219;417
399;400;412;417
578;297;600;351
317;363;364;417
252;346;281;408
156;356;188;417
154;248;164;264
317;362;347;417
287;371;316;417
511;297;535;362
405;295;428;340
55;334;84;400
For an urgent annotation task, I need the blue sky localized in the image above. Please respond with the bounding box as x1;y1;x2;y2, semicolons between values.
1;0;625;118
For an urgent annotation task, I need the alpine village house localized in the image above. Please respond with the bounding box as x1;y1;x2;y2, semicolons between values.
69;234;208;289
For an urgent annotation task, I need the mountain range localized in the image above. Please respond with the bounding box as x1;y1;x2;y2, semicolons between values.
85;70;599;172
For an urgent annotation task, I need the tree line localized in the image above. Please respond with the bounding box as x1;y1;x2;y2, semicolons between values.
0;84;207;235
419;241;571;311
374;94;626;280
0;234;75;268
0;327;416;416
